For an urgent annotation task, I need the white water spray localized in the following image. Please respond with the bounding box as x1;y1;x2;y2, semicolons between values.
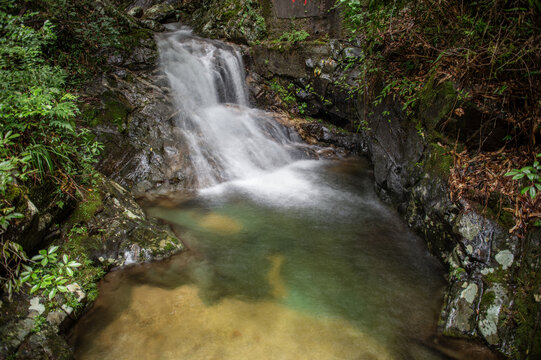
157;28;301;188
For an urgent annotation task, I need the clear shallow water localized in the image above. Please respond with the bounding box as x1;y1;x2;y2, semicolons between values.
71;159;459;360
71;28;500;360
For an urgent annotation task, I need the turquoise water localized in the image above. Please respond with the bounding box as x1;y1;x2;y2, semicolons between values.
70;159;501;360
71;27;501;359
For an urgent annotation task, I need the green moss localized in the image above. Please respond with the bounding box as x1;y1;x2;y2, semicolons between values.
5;185;27;213
417;75;456;131
117;28;154;51
80;103;100;127
221;8;238;22
5;184;24;203
486;194;515;230
483;268;508;285
508;233;541;358
102;93;130;132
512;285;541;358
424;142;454;179
498;212;515;230
481;290;496;308
162;242;176;253
61;230;107;304
65;190;103;228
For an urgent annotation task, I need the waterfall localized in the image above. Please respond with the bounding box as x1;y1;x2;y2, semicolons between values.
157;28;299;188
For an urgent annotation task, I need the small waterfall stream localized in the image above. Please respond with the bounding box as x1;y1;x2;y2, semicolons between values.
159;28;299;188
71;28;499;360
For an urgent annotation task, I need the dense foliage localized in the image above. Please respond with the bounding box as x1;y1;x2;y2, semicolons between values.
0;0;103;297
337;0;539;145
336;0;540;231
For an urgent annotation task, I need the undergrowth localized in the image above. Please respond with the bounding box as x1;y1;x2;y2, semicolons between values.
336;0;540;232
0;0;109;299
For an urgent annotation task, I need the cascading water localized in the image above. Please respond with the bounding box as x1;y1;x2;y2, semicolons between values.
72;27;500;360
158;28;300;188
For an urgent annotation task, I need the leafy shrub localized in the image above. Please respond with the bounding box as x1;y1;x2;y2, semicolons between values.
505;154;541;199
0;241;28;299
335;0;540;143
20;245;81;300
0;0;102;298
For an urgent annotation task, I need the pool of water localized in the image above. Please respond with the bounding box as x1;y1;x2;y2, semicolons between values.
70;159;487;360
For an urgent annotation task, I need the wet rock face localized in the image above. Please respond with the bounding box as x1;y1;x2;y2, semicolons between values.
72;178;183;267
297;122;367;155
85;32;196;195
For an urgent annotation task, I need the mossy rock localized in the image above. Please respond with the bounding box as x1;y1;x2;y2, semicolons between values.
100;91;133;132
192;0;267;44
65;189;103;228
423;142;454;179
418;76;456;131
5;184;27;213
143;3;176;22
118;28;155;50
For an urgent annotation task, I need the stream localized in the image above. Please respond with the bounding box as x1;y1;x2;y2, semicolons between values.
70;27;497;360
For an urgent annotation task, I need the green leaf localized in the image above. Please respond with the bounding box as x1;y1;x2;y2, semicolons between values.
48;245;59;254
41;258;48;266
50;120;74;132
63;254;68;264
48;288;57;300
66;267;73;277
512;173;525;180
68;261;82;268
57;285;68;293
22;264;33;272
31;254;44;261
529;187;536;199
521;187;529;195
30;284;39;293
536;183;541;190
